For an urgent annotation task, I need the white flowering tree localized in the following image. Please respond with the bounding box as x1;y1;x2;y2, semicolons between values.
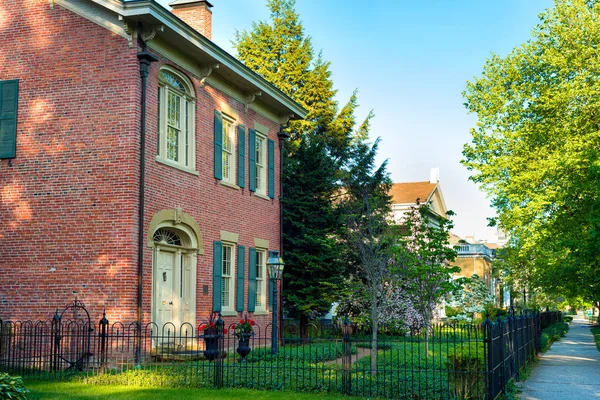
447;274;495;322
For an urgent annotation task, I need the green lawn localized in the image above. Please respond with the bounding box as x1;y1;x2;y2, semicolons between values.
20;339;483;399
25;381;349;400
591;327;600;352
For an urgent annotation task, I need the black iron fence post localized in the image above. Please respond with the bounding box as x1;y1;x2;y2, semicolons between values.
483;314;493;400
214;314;224;389
99;311;108;371
341;319;352;396
51;310;61;372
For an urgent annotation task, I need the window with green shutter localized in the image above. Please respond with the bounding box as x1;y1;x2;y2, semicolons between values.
248;129;256;192
267;139;275;199
247;247;257;312
0;80;18;159
236;245;246;312
212;241;223;312
213;110;223;179
237;125;246;188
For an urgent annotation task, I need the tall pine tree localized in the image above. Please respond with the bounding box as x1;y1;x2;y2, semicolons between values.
234;0;368;327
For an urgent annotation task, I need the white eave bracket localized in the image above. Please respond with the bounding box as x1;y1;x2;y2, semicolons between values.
279;114;294;126
199;64;219;87
119;15;163;48
243;91;262;112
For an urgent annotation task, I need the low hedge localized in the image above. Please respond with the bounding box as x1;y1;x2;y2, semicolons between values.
540;321;569;353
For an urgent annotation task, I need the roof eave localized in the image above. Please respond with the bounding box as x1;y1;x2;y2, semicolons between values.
96;0;307;120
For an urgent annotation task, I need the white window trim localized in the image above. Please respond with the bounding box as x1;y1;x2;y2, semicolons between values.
157;67;196;172
221;242;236;313
221;115;236;184
255;131;267;195
255;248;267;312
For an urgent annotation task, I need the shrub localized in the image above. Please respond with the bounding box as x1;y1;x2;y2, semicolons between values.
0;373;28;400
355;342;392;350
540;322;569;352
445;306;462;318
564;316;573;323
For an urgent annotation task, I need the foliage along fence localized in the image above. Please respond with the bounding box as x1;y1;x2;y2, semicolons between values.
0;304;561;399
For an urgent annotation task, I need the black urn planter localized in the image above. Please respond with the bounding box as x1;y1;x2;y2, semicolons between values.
202;330;219;361
236;332;253;360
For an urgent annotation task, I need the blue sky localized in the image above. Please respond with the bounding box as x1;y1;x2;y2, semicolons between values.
159;0;554;242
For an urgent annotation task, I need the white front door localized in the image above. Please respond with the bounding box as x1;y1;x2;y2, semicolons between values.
156;249;175;332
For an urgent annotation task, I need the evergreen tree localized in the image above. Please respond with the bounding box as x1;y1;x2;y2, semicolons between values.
281;130;341;330
234;0;364;326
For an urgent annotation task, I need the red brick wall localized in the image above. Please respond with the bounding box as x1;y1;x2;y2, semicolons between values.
0;1;282;330
143;53;281;329
0;1;140;322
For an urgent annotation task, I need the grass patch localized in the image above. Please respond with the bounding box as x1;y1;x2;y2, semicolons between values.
25;381;349;400
591;327;600;352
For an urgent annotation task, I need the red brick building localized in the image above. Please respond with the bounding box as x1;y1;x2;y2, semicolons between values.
0;0;305;330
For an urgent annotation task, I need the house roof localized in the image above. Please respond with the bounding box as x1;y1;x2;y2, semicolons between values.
389;182;436;205
86;0;306;121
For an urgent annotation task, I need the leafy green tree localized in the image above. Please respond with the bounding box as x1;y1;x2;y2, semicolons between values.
462;0;600;308
394;206;458;327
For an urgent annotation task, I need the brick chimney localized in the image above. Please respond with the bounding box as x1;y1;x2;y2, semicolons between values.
169;0;213;40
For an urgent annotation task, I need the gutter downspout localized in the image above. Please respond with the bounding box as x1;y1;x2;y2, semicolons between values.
277;125;289;346
136;27;159;364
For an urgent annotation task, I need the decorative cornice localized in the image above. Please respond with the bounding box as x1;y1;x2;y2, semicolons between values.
278;114;294;125
119;16;136;48
243;91;262;112
140;25;163;42
199;63;219;87
86;0;307;118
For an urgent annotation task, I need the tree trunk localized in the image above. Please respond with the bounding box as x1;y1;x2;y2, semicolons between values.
371;301;378;375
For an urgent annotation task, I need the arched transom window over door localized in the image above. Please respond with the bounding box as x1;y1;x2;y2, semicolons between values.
152;226;197;331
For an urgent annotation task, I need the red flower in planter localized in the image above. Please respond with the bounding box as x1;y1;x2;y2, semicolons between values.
234;315;255;338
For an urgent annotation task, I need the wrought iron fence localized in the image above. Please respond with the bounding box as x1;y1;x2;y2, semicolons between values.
484;309;562;400
0;304;562;399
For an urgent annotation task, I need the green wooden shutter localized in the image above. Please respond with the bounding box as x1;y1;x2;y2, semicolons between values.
213;110;223;179
212;241;223;312
236;245;246;312
267;139;275;199
0;80;18;159
248;129;256;192
268;279;274;310
248;248;257;312
237;125;246;188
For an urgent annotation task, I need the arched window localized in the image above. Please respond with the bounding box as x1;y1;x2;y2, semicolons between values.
153;228;182;246
157;67;195;170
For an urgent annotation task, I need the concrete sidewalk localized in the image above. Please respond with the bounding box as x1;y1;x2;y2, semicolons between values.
519;313;600;399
